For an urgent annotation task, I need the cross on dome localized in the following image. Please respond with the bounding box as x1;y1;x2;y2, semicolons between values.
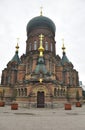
16;38;19;52
39;34;44;41
62;38;66;52
40;6;43;16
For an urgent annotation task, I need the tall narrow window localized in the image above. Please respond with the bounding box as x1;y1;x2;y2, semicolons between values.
54;88;57;96
45;42;48;50
24;88;27;96
18;89;20;96
34;41;37;50
51;43;52;51
29;43;32;51
49;60;52;72
8;76;10;84
21;89;24;96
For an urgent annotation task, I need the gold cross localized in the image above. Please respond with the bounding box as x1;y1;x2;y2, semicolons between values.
62;38;65;52
16;38;19;51
39;34;44;41
39;78;43;83
40;6;43;16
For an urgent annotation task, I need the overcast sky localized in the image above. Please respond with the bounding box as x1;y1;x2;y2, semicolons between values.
0;0;85;86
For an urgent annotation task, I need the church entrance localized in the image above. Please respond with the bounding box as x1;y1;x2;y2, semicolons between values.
37;91;45;108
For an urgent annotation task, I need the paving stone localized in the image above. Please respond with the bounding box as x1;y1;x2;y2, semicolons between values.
0;105;85;130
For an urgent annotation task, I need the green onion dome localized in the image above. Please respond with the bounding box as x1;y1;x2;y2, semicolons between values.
26;15;56;36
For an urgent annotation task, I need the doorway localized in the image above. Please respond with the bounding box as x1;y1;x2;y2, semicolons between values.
37;91;45;108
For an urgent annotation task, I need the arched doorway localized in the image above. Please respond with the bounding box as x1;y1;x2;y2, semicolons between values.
37;91;45;108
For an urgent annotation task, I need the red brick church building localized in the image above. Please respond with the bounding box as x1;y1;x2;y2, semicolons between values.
0;11;82;108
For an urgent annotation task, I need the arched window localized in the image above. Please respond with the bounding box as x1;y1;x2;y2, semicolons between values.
34;41;37;50
24;88;27;96
57;88;59;96
29;43;32;51
45;42;48;50
8;76;10;84
18;89;20;96
63;88;65;96
21;89;24;96
51;43;53;51
54;88;57;96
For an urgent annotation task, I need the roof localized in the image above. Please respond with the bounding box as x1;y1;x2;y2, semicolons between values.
26;15;56;36
11;51;21;64
34;57;48;74
61;52;70;65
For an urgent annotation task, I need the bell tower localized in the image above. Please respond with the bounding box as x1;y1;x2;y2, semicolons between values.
25;13;56;79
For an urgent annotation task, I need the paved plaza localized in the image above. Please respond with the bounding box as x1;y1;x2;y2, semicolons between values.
0;104;85;130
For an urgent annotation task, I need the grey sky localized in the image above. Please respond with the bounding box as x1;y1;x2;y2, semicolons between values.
0;0;85;86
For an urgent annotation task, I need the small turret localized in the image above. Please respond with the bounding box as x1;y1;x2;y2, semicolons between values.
11;38;21;64
61;39;70;65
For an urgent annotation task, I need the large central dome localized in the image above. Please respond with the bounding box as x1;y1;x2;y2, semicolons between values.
26;15;56;36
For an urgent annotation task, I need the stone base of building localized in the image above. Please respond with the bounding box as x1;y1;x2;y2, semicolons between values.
16;101;65;109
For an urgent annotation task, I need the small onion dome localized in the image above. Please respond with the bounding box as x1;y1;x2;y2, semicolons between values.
26;15;56;36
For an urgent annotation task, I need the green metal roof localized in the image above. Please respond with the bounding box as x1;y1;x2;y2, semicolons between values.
61;52;70;65
27;15;56;36
34;57;48;74
11;51;21;64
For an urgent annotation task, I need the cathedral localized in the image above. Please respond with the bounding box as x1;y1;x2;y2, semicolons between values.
0;11;82;108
